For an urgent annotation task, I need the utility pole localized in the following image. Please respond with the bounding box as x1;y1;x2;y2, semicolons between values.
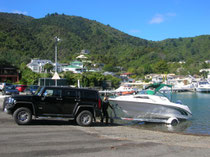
55;36;60;73
53;36;61;86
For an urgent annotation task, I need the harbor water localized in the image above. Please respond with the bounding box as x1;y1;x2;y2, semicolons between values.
172;92;210;135
111;92;210;135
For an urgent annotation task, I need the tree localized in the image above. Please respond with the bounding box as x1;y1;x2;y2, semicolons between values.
202;62;209;69
44;63;54;73
103;64;117;72
153;60;169;74
144;64;153;74
201;71;208;79
19;63;39;85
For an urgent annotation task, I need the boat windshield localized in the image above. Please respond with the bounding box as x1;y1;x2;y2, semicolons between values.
145;83;172;94
142;83;173;100
138;90;155;95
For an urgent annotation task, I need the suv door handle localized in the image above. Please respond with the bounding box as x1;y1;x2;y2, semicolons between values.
75;98;80;101
56;97;63;101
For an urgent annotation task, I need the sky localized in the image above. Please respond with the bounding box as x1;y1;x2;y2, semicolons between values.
1;0;210;41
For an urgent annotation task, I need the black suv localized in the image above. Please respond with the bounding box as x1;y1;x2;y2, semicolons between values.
3;86;102;126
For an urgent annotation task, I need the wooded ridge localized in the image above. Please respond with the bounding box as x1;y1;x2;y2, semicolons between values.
0;12;210;75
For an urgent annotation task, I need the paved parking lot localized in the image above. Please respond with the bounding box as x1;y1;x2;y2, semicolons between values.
0;96;210;157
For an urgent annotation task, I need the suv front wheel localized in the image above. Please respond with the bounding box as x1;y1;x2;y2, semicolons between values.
13;107;32;125
76;110;93;126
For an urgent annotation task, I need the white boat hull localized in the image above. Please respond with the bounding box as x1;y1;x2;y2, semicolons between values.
110;100;191;120
196;81;210;93
109;95;192;122
196;87;210;92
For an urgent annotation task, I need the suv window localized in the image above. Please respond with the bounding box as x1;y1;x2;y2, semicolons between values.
81;91;97;101
43;89;62;97
65;90;77;97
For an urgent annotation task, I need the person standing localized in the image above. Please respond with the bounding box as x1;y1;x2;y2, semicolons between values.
101;95;113;124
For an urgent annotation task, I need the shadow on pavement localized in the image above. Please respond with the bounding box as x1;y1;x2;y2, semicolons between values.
29;119;120;127
30;119;77;126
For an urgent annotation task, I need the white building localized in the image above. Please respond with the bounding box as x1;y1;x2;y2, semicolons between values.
27;59;62;73
70;60;83;68
62;61;86;73
62;65;85;73
80;49;90;55
76;55;87;60
199;69;210;73
145;74;176;83
205;60;210;64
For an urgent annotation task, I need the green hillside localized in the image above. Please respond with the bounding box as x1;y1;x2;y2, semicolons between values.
0;12;210;75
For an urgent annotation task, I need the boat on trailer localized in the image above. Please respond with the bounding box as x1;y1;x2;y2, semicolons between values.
109;83;192;125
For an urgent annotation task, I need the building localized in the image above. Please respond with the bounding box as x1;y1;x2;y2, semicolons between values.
80;49;90;55
27;59;62;73
205;60;210;64
0;66;19;83
120;72;133;77
145;74;176;83
199;69;210;73
62;65;86;73
76;55;87;60
179;61;186;64
27;59;53;73
62;61;86;73
70;61;83;68
38;78;67;86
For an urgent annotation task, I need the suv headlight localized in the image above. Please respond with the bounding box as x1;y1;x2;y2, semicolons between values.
8;97;15;104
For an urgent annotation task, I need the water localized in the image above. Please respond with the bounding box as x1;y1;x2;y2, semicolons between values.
172;92;210;135
110;92;210;135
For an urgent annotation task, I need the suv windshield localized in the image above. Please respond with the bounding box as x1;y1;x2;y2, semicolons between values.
34;87;44;96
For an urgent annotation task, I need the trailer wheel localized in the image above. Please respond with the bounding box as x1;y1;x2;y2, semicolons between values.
167;117;179;126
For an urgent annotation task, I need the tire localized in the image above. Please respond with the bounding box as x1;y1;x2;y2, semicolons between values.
76;110;93;126
171;119;179;126
13;107;32;125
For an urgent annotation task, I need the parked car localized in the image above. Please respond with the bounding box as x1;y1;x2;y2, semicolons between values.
24;85;39;95
0;83;4;91
16;85;27;92
2;85;19;95
3;86;102;126
0;83;12;91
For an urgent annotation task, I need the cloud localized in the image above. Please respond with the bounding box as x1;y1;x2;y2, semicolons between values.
149;14;164;24
149;13;176;24
12;10;28;15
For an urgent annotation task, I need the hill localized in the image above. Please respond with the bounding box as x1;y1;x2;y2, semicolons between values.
0;12;210;75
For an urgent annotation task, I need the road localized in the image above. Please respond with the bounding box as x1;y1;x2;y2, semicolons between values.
0;96;210;157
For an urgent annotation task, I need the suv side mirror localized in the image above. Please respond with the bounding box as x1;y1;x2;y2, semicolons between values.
41;95;46;101
43;92;47;96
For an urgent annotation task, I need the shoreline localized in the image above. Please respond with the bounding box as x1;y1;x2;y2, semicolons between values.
130;124;210;137
77;124;210;149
